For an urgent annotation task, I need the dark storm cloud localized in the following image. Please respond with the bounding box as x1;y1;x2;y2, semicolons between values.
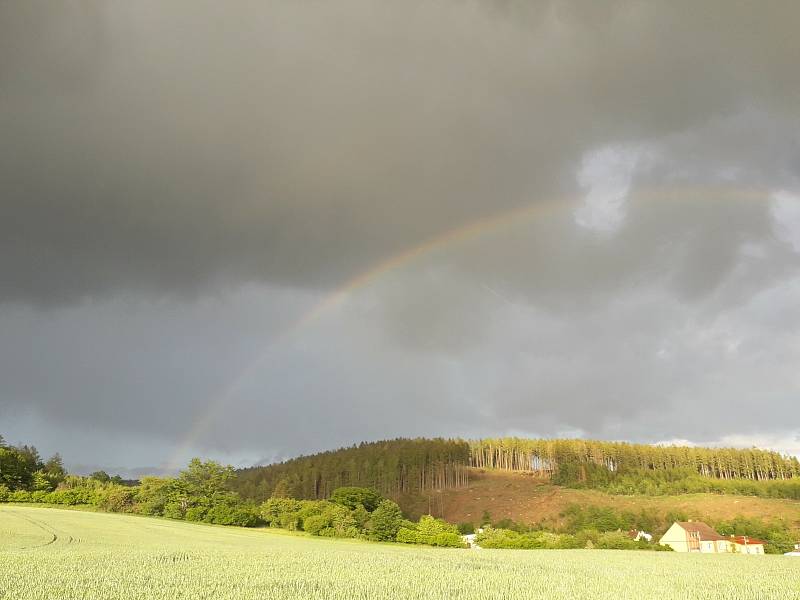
2;1;800;467
1;0;799;305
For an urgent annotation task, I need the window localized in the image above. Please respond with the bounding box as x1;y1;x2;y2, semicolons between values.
688;531;700;551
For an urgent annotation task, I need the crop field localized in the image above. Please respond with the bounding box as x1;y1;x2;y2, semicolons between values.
1;506;798;600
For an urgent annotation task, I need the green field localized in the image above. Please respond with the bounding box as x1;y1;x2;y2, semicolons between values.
1;506;798;600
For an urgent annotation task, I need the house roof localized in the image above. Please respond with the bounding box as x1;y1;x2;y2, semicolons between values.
730;535;766;546
676;521;728;542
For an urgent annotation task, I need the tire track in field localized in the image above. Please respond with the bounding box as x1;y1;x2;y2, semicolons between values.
4;509;60;550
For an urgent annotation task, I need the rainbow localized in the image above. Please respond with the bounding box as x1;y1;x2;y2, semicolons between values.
166;184;769;469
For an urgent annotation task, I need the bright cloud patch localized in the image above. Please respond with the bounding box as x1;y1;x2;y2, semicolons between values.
654;434;800;458
574;144;646;234
770;190;800;253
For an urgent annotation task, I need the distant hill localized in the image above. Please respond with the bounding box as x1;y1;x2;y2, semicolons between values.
232;437;800;508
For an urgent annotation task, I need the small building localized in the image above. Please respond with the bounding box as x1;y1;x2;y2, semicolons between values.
627;529;653;542
729;535;765;554
659;521;733;553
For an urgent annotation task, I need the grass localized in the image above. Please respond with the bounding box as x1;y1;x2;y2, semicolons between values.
1;505;799;600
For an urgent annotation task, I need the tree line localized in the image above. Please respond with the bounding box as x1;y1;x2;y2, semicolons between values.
0;434;67;492
261;487;464;547
7;433;798;510
469;438;800;481
233;437;799;505
233;438;471;502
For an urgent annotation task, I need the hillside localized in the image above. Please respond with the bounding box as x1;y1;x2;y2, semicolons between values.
232;437;800;541
398;468;800;528
233;437;800;504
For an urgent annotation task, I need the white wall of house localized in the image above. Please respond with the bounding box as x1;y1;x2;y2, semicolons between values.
734;543;764;554
659;522;692;552
659;523;732;553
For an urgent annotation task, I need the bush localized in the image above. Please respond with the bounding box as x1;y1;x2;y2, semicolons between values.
30;491;49;503
457;522;475;535
287;502;360;538
417;515;459;538
476;527;637;550
431;532;464;547
493;518;531;532
31;471;55;492
205;503;260;527
98;486;136;513
296;500;328;526
323;504;359;538
476;528;529;548
260;497;303;529
595;531;640;550
574;529;599;549
185;506;208;522
303;514;329;536
9;490;31;502
396;527;419;544
134;477;171;516
396;515;464;547
329;487;382;512
368;500;404;541
351;505;370;530
163;501;187;520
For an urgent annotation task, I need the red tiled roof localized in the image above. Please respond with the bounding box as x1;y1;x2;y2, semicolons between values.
730;536;766;546
676;521;728;541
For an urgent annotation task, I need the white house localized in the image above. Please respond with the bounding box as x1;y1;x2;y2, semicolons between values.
659;521;770;554
659;521;732;553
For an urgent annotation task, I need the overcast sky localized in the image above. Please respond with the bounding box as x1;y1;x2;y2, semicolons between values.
1;1;799;476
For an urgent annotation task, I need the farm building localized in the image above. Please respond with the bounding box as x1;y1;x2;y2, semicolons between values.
729;536;766;555
659;521;733;553
660;521;769;554
627;529;653;542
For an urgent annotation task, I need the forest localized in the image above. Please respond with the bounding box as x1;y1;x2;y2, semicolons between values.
232;437;800;503
468;438;800;481
5;434;799;507
234;438;471;501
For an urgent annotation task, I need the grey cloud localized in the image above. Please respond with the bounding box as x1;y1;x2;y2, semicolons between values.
2;1;799;305
0;286;316;440
2;1;800;466
434;280;800;442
